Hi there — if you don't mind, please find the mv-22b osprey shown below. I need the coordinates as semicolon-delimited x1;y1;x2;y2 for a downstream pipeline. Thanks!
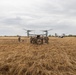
24;29;52;45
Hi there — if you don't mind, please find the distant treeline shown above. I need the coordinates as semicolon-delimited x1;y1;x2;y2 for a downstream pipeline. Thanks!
66;35;76;37
49;34;76;37
0;34;76;37
0;35;26;37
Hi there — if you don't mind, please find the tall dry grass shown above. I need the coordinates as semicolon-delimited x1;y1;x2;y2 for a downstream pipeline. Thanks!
0;37;76;75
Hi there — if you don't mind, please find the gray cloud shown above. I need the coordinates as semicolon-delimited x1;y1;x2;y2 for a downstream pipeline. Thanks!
0;0;76;35
1;17;22;25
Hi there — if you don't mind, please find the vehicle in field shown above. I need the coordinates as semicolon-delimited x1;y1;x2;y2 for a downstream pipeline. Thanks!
30;35;49;45
24;29;52;45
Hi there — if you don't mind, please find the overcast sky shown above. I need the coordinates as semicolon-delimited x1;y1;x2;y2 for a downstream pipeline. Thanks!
0;0;76;36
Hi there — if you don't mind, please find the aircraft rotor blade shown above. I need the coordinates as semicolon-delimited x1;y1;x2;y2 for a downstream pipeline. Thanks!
48;29;53;31
41;29;53;31
23;29;34;32
23;29;27;31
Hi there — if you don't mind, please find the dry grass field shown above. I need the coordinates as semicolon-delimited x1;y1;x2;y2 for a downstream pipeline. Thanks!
0;37;76;75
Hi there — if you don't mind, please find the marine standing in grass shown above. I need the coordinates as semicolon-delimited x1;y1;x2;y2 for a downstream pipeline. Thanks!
18;36;21;42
